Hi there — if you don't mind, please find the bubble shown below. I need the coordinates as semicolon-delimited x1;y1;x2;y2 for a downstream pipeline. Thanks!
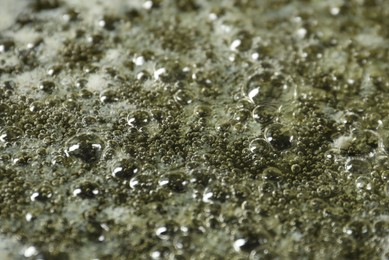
47;65;62;76
100;90;119;103
343;220;371;239
65;133;104;164
0;103;9;115
259;181;276;195
381;170;389;182
189;169;214;187
308;198;327;210
355;176;372;191
194;104;211;117
130;174;156;190
158;172;189;193
345;159;370;175
73;182;100;198
264;123;293;150
233;109;250;123
39;80;56;93
155;221;179;240
232;30;253;52
173;89;194;105
373;220;389;237
75;78;88;88
291;164;301;174
127;110;151;127
252;104;276;125
136;70;151;81
0;126;23;143
316;185;332;198
153;67;166;80
86;34;103;45
112;159;139;179
233;230;269;252
242;72;282;104
262;167;283;182
202;184;230;203
0;39;15;53
98;15;117;30
30;185;53;202
248;138;272;155
24;246;38;258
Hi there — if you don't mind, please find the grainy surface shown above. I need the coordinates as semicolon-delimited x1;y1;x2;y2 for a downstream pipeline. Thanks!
0;0;388;259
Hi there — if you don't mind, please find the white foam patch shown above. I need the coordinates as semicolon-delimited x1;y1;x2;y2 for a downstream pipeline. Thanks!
9;28;40;47
0;234;22;260
87;74;109;92
14;69;46;94
63;0;141;24
101;48;125;66
102;206;143;224
0;0;28;31
38;35;66;63
356;33;385;48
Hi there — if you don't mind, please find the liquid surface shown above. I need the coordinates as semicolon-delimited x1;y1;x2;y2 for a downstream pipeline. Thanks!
0;0;388;259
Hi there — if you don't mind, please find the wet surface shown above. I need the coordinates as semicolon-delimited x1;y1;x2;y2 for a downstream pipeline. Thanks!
0;0;388;259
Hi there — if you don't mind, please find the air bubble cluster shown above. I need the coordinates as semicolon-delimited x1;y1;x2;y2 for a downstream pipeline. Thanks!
0;0;388;259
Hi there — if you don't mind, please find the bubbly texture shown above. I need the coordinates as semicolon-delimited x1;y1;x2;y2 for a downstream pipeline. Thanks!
0;0;388;259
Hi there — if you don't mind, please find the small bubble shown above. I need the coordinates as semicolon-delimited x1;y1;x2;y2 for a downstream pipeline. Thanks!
249;138;272;154
47;65;62;76
130;174;156;190
343;220;371;239
155;222;179;240
62;8;79;22
112;159;139;179
194;104;211;117
373;220;389;237
158;172;189;193
242;72;283;104
252;104;276;125
154;67;166;80
173;89;194;105
136;70;151;81
264;123;293;150
233;231;269;252
330;7;340;15
30;186;53;202
230;39;241;51
233;109;250;123
143;1;153;9
355;176;372;191
296;28;307;38
0;39;15;53
262;167;283;182
345;159;370;175
100;89;119;103
65;133;104;164
0;126;23;143
316;185;332;198
127;110;151;127
73;182;100;198
24;246;38;258
39;80;56;93
291;164;301;174
98;15;117;30
25;213;33;222
75;78;88;88
202;184;231;203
